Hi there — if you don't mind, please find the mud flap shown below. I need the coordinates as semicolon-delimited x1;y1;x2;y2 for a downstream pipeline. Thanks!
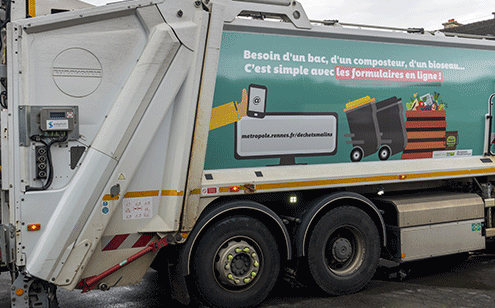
168;246;191;305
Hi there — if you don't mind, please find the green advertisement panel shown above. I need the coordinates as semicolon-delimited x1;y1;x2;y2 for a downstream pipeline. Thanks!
205;31;495;170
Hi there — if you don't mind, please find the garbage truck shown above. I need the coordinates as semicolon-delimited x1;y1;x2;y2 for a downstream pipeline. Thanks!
2;0;495;307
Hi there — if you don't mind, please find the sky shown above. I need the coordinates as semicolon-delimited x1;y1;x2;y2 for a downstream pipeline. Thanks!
81;0;494;31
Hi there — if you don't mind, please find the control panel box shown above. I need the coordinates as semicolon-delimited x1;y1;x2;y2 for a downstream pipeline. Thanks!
39;108;76;132
18;106;79;146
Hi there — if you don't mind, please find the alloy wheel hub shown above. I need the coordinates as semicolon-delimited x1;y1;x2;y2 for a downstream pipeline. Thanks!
215;240;260;287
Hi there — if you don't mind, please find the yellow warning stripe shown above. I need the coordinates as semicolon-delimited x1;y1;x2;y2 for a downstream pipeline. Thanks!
105;167;495;199
102;194;119;201
257;168;495;190
257;175;396;190
103;190;184;200
161;190;184;196
193;167;495;194
189;186;251;195
403;168;495;180
124;190;159;198
219;187;231;193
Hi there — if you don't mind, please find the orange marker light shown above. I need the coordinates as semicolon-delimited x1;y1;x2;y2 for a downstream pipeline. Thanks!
230;186;241;192
27;224;41;231
401;253;406;259
399;174;407;180
16;289;24;296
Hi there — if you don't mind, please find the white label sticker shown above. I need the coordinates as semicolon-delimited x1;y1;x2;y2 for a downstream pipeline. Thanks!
123;197;153;220
433;149;473;158
46;119;69;130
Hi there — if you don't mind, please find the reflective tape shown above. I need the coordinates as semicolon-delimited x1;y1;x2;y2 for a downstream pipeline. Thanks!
102;233;154;251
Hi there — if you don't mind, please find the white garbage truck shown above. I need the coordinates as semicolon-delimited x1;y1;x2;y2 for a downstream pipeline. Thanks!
2;0;495;307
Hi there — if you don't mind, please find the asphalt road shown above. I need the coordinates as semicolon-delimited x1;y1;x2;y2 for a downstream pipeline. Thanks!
2;253;495;308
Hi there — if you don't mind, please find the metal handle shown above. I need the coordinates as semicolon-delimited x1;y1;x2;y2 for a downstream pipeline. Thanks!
486;94;495;155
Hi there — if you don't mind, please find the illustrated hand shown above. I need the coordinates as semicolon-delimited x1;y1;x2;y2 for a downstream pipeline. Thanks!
238;88;248;118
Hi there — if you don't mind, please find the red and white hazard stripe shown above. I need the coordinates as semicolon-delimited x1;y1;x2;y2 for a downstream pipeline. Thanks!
101;233;155;251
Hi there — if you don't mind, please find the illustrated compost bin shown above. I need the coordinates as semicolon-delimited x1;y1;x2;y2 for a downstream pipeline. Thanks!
345;96;407;162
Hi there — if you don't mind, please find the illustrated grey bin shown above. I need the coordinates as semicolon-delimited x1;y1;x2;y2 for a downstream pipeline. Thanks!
345;96;407;162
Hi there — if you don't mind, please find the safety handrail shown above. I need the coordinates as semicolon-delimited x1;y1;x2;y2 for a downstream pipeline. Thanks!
485;94;495;155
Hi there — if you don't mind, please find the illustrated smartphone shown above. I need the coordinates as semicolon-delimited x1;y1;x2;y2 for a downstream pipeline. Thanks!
247;84;267;118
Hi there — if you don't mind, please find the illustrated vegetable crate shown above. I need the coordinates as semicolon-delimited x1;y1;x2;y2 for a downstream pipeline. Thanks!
345;96;407;162
401;110;451;159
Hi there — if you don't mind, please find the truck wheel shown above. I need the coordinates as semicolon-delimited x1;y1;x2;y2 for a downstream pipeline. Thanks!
378;146;391;161
307;206;380;295
191;216;280;308
350;148;363;162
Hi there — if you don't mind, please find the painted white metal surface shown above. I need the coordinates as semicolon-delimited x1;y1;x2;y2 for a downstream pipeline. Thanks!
222;0;311;29
36;0;95;16
90;24;180;160
199;156;495;195
1;110;9;191
183;0;230;229
26;148;117;279
49;5;210;289
7;0;194;283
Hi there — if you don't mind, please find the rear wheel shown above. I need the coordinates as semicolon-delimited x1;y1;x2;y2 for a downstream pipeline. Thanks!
191;216;280;308
307;206;380;295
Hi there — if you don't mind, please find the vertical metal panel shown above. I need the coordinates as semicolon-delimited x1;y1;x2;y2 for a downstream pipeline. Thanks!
400;219;485;262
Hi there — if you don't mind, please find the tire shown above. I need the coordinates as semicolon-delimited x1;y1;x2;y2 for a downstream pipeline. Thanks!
350;148;363;162
191;216;280;308
378;146;390;161
307;206;380;295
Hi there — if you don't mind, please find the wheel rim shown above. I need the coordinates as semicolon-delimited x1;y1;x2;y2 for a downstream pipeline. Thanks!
324;226;365;276
351;149;362;162
379;147;390;160
214;238;262;291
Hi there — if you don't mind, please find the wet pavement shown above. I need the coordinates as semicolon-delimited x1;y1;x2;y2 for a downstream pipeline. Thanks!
1;253;495;308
